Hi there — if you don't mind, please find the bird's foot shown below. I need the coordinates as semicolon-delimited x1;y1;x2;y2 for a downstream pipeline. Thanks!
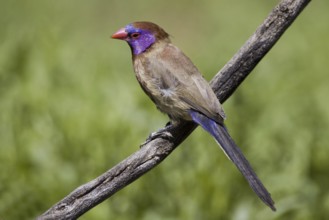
140;123;175;148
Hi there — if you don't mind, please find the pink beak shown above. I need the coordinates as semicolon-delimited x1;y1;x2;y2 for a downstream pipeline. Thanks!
111;28;128;40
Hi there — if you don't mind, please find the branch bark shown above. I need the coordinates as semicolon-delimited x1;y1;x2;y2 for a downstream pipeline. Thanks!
38;0;311;219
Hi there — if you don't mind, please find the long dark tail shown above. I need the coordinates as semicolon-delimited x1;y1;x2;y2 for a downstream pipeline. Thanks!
189;110;276;211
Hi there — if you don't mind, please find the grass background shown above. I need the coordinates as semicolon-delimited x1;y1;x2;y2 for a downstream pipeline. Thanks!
1;0;329;219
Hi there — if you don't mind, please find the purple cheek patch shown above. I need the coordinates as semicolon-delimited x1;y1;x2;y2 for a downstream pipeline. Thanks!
125;25;156;55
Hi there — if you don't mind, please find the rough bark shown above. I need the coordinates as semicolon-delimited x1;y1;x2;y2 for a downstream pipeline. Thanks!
38;0;311;219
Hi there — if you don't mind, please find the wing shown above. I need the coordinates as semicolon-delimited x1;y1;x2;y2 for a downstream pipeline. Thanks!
155;43;226;122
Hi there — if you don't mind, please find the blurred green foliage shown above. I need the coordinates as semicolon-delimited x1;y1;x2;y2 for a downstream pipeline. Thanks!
1;0;328;219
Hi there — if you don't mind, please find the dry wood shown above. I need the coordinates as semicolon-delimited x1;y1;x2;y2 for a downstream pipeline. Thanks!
38;0;311;219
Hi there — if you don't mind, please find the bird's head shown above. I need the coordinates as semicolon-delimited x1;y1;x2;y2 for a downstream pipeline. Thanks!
111;21;170;55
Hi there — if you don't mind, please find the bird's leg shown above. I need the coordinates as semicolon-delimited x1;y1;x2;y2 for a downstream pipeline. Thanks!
140;122;175;147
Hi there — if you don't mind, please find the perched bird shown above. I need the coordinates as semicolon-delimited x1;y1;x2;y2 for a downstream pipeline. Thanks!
112;21;275;211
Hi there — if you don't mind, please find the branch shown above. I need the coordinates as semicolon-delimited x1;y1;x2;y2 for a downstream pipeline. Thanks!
38;0;311;219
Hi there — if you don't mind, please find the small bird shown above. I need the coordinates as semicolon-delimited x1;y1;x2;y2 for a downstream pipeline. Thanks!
112;21;275;211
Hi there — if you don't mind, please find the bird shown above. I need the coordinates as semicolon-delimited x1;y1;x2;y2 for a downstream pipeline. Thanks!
111;21;276;211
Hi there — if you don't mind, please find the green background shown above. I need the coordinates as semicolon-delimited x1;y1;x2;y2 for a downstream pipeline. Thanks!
1;0;328;219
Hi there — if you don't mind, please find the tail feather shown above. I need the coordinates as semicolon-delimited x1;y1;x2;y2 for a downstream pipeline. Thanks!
189;110;276;211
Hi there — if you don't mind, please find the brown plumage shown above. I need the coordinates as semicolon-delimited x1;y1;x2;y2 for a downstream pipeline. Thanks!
112;21;276;211
133;41;226;123
133;22;170;41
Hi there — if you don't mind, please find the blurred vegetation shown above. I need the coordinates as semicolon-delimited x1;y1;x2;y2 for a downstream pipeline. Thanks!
1;0;328;219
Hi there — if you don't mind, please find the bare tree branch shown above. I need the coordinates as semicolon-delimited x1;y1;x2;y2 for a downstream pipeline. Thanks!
38;0;311;219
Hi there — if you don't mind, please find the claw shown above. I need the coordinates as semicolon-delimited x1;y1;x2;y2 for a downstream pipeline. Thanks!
140;127;174;148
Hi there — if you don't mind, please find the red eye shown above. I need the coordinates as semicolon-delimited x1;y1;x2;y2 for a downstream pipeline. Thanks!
131;33;140;39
